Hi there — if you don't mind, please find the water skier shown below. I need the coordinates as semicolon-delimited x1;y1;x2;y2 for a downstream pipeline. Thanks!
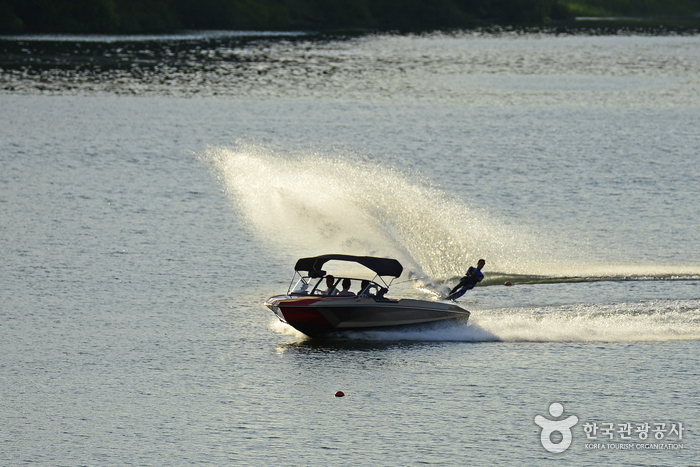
447;259;485;300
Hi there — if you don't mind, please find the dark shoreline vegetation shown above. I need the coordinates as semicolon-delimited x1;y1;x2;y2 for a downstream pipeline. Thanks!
1;0;699;35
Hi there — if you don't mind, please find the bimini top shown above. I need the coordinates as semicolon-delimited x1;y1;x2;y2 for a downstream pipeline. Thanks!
294;254;403;278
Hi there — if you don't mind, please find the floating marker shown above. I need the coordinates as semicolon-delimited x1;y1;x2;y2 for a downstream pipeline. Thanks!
504;281;513;286
334;391;345;397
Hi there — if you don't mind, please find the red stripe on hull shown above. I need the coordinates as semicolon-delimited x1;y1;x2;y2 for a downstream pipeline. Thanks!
279;306;330;325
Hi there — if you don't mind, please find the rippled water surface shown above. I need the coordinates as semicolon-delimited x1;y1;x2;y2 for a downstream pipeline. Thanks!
1;31;699;465
4;31;700;106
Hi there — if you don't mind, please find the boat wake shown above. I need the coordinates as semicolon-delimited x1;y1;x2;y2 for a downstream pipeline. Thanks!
272;299;700;343
470;300;700;343
480;270;700;287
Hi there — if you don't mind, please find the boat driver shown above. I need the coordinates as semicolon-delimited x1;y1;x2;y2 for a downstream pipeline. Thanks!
323;275;339;296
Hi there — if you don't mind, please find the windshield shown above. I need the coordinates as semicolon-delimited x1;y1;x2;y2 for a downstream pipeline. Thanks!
289;275;385;297
291;276;321;295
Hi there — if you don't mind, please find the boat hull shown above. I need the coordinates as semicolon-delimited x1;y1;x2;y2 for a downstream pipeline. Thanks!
265;295;470;337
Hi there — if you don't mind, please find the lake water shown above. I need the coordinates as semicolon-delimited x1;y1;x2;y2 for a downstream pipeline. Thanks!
1;31;699;465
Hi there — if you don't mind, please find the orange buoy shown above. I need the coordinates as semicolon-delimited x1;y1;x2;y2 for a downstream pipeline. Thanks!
335;391;345;397
504;281;513;286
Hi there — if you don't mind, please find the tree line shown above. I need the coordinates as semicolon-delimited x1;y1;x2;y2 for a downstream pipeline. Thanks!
1;0;698;34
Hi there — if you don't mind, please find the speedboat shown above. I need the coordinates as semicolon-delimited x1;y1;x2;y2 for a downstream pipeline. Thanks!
265;254;470;337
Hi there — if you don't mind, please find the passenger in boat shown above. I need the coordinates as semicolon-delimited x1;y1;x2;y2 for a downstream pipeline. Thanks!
337;278;355;296
447;259;486;300
323;275;339;296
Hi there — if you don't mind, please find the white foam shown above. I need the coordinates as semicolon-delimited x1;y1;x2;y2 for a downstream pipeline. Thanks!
269;319;307;338
471;302;700;342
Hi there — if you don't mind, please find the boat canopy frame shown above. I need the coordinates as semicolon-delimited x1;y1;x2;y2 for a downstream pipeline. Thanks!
288;254;404;293
294;255;403;277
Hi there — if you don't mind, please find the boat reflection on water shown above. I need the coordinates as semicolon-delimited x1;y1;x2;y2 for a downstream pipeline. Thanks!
265;254;470;338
